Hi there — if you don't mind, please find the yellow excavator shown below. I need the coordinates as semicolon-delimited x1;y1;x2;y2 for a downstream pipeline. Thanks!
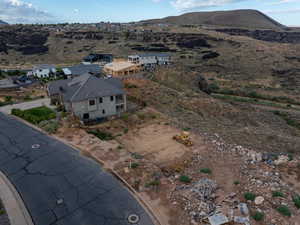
173;131;193;147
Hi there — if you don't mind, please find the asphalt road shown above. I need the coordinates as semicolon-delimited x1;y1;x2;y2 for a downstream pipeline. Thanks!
0;113;155;225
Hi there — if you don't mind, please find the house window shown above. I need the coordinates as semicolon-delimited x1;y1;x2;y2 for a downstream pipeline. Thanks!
99;97;103;103
83;113;89;119
89;100;96;106
102;109;106;114
110;96;114;101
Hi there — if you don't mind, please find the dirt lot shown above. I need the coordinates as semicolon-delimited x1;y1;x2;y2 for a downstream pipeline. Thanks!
120;123;188;164
53;106;300;225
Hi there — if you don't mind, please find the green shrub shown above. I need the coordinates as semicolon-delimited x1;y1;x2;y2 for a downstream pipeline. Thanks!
11;108;24;117
277;205;291;217
4;96;12;102
12;107;56;124
123;128;129;134
233;180;240;185
200;168;212;174
125;83;138;88
208;83;220;91
130;162;139;169
131;153;143;159
87;130;114;141
244;192;256;201
145;180;160;187
0;209;5;215
293;196;300;209
39;120;59;134
252;211;264;221
272;191;285;198
121;113;130;121
179;175;192;183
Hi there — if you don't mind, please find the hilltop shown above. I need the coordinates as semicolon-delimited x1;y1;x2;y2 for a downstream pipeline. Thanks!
141;9;286;30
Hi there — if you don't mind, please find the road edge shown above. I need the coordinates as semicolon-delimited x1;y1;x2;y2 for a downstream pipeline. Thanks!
10;115;163;225
0;171;34;225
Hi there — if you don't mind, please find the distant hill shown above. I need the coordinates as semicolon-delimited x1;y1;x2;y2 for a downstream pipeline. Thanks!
141;9;286;30
0;20;8;25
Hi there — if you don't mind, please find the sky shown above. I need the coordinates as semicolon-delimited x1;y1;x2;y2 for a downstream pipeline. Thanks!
0;0;300;26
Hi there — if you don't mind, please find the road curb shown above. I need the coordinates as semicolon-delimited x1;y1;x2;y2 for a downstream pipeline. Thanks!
0;171;34;225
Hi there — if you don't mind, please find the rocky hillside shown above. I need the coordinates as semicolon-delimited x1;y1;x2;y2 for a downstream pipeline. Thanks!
142;9;285;30
215;28;300;44
0;25;49;55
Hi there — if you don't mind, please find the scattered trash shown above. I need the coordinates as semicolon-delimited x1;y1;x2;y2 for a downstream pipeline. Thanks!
208;213;229;225
238;203;249;215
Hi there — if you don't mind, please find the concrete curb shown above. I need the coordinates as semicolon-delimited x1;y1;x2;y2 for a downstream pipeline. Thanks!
10;115;163;225
0;171;34;225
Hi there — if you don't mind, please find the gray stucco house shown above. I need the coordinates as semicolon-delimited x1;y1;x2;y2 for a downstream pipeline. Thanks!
48;74;126;121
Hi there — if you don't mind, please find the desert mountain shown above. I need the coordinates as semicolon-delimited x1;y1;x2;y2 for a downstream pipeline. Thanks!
141;9;285;30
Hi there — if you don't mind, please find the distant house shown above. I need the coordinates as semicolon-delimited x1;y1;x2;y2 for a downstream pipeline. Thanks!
48;73;126;121
32;64;57;78
104;61;141;76
83;53;113;64
62;64;102;78
128;53;171;67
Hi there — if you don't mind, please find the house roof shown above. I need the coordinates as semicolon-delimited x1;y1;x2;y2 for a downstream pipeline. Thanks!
48;74;124;102
64;64;102;76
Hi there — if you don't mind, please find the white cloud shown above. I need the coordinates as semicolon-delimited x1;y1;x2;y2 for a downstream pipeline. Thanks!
0;0;58;24
74;8;79;13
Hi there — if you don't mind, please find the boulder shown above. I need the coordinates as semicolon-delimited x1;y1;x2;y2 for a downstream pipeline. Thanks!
274;155;289;165
255;196;265;205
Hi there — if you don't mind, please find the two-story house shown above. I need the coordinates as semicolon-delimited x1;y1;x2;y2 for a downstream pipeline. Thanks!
48;74;126;121
128;53;171;67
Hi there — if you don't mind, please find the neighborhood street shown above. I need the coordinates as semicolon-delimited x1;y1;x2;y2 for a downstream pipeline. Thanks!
0;113;155;225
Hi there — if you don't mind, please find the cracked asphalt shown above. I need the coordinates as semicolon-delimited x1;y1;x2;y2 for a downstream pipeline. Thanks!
0;113;155;225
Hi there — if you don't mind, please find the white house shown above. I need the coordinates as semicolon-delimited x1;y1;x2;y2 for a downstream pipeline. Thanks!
128;53;171;67
32;64;57;78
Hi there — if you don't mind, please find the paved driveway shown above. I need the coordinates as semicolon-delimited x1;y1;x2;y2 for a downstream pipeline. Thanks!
0;98;53;114
0;113;155;225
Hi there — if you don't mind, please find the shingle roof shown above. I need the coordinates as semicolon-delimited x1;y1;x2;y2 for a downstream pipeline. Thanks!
48;74;124;103
64;64;102;76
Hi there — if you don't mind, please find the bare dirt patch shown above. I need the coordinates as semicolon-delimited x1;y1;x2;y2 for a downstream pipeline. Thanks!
120;123;188;164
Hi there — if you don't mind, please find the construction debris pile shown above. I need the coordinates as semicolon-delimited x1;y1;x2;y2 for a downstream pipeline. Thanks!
172;179;218;222
167;133;300;225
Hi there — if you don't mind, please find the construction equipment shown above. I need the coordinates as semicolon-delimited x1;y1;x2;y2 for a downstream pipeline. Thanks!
173;131;193;147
